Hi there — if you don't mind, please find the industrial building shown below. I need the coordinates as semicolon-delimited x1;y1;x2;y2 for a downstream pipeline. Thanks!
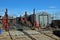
35;11;52;27
28;9;52;28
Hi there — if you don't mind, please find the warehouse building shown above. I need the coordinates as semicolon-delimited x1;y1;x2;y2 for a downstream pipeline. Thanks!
36;11;52;27
29;10;53;28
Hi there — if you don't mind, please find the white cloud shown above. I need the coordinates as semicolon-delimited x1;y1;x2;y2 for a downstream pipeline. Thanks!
49;6;56;9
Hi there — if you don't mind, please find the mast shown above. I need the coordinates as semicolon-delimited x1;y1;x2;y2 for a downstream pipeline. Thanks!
5;8;8;18
33;8;36;23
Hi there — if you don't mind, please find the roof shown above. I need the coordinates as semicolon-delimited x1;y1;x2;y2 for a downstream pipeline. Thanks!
36;11;51;16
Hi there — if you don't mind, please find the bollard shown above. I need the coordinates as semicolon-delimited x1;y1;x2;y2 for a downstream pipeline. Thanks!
0;29;2;34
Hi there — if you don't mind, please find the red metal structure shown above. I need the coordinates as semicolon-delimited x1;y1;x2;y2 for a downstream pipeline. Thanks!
2;9;9;31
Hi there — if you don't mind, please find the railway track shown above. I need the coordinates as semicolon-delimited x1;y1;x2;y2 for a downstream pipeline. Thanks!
8;31;13;40
8;30;33;40
1;23;59;40
43;33;60;40
0;23;59;40
38;30;60;40
0;29;60;40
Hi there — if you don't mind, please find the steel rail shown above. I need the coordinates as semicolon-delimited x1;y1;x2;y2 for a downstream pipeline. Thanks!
8;31;13;40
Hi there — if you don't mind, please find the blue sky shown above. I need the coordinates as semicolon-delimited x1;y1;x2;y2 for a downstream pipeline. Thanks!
0;0;60;16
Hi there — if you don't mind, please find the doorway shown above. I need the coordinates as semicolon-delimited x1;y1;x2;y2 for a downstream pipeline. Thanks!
39;15;48;27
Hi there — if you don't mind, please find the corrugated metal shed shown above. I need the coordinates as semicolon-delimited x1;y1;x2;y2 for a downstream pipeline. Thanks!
35;11;52;27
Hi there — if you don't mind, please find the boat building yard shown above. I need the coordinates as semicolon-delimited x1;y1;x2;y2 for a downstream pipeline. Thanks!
0;8;60;40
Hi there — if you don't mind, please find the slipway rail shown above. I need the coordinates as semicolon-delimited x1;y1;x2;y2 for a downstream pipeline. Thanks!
6;23;60;40
38;31;60;40
0;29;59;40
8;31;13;40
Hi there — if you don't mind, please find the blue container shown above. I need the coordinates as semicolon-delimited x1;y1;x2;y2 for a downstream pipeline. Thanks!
0;29;2;34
